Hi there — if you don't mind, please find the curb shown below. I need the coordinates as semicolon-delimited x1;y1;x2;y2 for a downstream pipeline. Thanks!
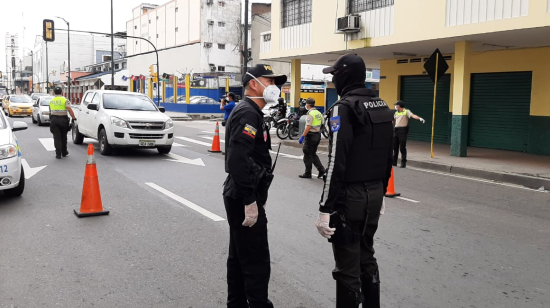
281;140;549;190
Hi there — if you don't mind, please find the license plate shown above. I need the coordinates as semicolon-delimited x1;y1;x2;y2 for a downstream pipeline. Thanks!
139;140;155;147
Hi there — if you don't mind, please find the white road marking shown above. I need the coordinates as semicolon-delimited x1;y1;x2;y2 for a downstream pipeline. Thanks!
164;153;205;166
202;130;225;134
396;196;420;203
38;138;56;151
408;167;548;193
21;159;47;179
201;136;225;143
172;143;186;147
175;136;212;147
200;137;303;159
146;183;225;221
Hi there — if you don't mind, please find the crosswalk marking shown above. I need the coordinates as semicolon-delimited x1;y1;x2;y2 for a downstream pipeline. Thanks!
175;136;212;147
146;183;225;222
38;138;56;151
172;143;186;147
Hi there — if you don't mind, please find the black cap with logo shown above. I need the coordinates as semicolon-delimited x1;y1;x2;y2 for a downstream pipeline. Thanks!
322;54;366;74
243;64;287;87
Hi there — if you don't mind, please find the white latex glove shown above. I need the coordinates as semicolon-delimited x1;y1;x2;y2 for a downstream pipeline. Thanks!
419;118;425;124
316;213;336;239
242;202;258;227
380;198;386;215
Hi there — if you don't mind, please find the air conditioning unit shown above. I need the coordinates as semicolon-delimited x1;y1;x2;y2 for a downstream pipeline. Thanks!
206;0;213;5
207;19;214;26
337;15;360;33
204;42;212;48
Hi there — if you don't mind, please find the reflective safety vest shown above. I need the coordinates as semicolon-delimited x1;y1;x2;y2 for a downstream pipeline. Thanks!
395;109;408;117
307;109;323;128
49;96;68;115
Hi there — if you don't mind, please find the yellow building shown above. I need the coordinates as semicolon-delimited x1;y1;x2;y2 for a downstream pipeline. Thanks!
260;0;550;156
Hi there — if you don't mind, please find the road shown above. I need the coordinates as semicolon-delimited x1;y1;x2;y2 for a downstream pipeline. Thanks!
1;117;549;308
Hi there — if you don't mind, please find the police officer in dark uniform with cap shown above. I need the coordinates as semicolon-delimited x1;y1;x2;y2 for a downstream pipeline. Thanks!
223;64;287;308
315;54;394;308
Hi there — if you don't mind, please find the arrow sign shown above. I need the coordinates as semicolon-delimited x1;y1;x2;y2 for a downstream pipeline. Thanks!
164;153;205;166
21;159;47;179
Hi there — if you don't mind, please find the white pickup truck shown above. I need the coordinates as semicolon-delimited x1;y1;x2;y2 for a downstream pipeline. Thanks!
71;90;174;155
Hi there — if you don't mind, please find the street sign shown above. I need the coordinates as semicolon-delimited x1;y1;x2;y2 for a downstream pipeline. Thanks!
423;49;449;83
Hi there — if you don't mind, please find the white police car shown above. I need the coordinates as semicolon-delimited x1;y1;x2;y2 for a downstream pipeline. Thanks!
0;110;27;196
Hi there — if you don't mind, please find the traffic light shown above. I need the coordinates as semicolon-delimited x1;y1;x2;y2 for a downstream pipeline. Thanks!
43;19;55;42
148;65;155;76
152;73;158;83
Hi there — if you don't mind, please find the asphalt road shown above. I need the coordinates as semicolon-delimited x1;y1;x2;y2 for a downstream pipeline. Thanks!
1;117;548;308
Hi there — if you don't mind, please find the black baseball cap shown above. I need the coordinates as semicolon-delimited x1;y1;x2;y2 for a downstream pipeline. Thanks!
322;54;366;74
243;64;287;87
395;100;405;107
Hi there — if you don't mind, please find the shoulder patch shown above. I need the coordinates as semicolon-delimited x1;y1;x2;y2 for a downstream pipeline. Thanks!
330;116;341;132
243;124;257;139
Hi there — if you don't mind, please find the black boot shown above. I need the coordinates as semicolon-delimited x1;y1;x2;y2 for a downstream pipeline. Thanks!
336;281;361;308
361;270;380;308
298;173;312;179
317;170;326;179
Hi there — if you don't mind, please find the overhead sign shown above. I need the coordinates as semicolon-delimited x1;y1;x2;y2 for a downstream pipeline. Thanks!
423;48;449;83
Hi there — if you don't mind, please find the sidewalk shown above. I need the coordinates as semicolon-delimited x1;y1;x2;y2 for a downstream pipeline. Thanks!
165;111;223;122
282;139;550;190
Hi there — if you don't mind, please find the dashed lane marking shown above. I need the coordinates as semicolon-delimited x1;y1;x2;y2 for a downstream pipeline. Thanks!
396;196;420;203
146;183;225;222
172;143;187;147
175;136;212;147
38;138;56;151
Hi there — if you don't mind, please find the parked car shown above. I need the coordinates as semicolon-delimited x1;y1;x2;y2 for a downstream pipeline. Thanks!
164;96;186;103
188;96;219;104
3;95;33;117
32;96;54;126
71;90;175;155
0;110;28;197
30;93;50;104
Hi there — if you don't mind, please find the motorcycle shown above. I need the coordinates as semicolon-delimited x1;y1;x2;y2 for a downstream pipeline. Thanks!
275;113;296;140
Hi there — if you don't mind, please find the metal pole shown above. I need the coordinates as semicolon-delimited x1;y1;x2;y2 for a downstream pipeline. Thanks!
156;52;160;106
68;21;71;100
46;41;49;94
430;53;439;159
111;0;115;88
243;0;249;84
30;51;33;92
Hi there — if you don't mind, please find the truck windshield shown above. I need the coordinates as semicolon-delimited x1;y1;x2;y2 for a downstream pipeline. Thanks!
103;94;158;111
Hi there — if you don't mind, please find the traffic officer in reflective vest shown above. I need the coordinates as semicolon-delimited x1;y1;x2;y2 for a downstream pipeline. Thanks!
316;54;394;308
393;100;425;168
298;97;326;179
222;64;286;308
49;86;76;159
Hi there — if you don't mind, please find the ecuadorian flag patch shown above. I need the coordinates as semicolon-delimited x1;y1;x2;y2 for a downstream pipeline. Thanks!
243;124;257;139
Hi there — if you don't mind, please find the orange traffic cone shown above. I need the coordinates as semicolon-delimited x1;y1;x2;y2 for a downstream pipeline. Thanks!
208;122;222;153
74;144;110;217
385;168;401;198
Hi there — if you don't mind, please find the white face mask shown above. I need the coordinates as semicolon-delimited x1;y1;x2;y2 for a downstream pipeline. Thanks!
246;73;281;104
395;105;399;111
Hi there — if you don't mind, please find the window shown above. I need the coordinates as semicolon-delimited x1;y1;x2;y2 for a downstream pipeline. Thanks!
348;0;394;14
83;92;93;106
156;16;159;20
115;64;120;70
218;1;225;7
218;44;226;50
103;55;112;62
149;19;151;24
218;66;225;72
175;27;179;32
157;34;159;38
218;21;225;27
175;7;179;13
134;25;137;29
282;0;312;28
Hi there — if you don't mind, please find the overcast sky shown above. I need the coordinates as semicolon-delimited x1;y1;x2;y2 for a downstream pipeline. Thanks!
1;0;270;72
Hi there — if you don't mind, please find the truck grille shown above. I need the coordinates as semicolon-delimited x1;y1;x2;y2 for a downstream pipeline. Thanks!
129;121;165;130
129;134;165;140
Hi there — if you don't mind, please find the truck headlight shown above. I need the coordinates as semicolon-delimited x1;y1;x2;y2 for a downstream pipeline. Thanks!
164;119;174;129
0;144;17;160
111;116;130;129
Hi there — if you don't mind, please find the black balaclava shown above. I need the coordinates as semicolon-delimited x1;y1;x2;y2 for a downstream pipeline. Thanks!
332;65;366;97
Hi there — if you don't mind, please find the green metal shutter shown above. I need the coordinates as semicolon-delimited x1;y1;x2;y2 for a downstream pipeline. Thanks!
399;75;452;144
468;72;531;152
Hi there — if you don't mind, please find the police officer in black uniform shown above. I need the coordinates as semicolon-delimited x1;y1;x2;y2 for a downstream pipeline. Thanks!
316;54;394;308
223;64;287;308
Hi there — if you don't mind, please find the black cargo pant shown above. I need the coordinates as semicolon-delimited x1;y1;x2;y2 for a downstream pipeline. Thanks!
224;196;274;308
302;132;325;174
50;115;69;157
332;181;384;292
393;127;408;166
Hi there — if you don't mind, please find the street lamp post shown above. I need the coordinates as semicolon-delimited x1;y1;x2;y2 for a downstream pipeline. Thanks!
111;0;115;88
13;57;23;94
46;41;49;93
56;16;71;100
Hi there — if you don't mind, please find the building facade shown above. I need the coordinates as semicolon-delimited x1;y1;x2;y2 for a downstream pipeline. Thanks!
261;0;550;156
126;0;242;80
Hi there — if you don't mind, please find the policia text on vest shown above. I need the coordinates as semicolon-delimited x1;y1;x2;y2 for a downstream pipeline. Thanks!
49;88;77;159
298;99;326;179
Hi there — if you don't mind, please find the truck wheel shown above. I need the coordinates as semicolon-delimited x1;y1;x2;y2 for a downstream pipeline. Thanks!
99;129;113;155
72;124;84;145
157;145;172;154
4;167;25;197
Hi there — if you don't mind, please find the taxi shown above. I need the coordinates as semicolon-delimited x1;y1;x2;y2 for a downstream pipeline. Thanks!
0;110;27;196
3;95;34;117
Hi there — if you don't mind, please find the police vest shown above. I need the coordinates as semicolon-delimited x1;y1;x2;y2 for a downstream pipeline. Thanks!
307;109;323;127
395;109;408;116
330;93;394;183
49;96;68;115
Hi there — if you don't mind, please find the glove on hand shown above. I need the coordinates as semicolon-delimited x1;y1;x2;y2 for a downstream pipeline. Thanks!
242;202;258;227
316;213;336;239
299;136;305;144
419;118;426;124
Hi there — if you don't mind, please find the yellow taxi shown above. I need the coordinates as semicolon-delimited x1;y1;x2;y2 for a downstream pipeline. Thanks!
3;95;34;117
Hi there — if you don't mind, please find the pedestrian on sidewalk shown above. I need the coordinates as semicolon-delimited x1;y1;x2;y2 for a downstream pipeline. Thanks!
49;86;76;159
393;100;425;168
317;54;394;308
222;64;286;308
220;92;237;127
298;97;326;179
